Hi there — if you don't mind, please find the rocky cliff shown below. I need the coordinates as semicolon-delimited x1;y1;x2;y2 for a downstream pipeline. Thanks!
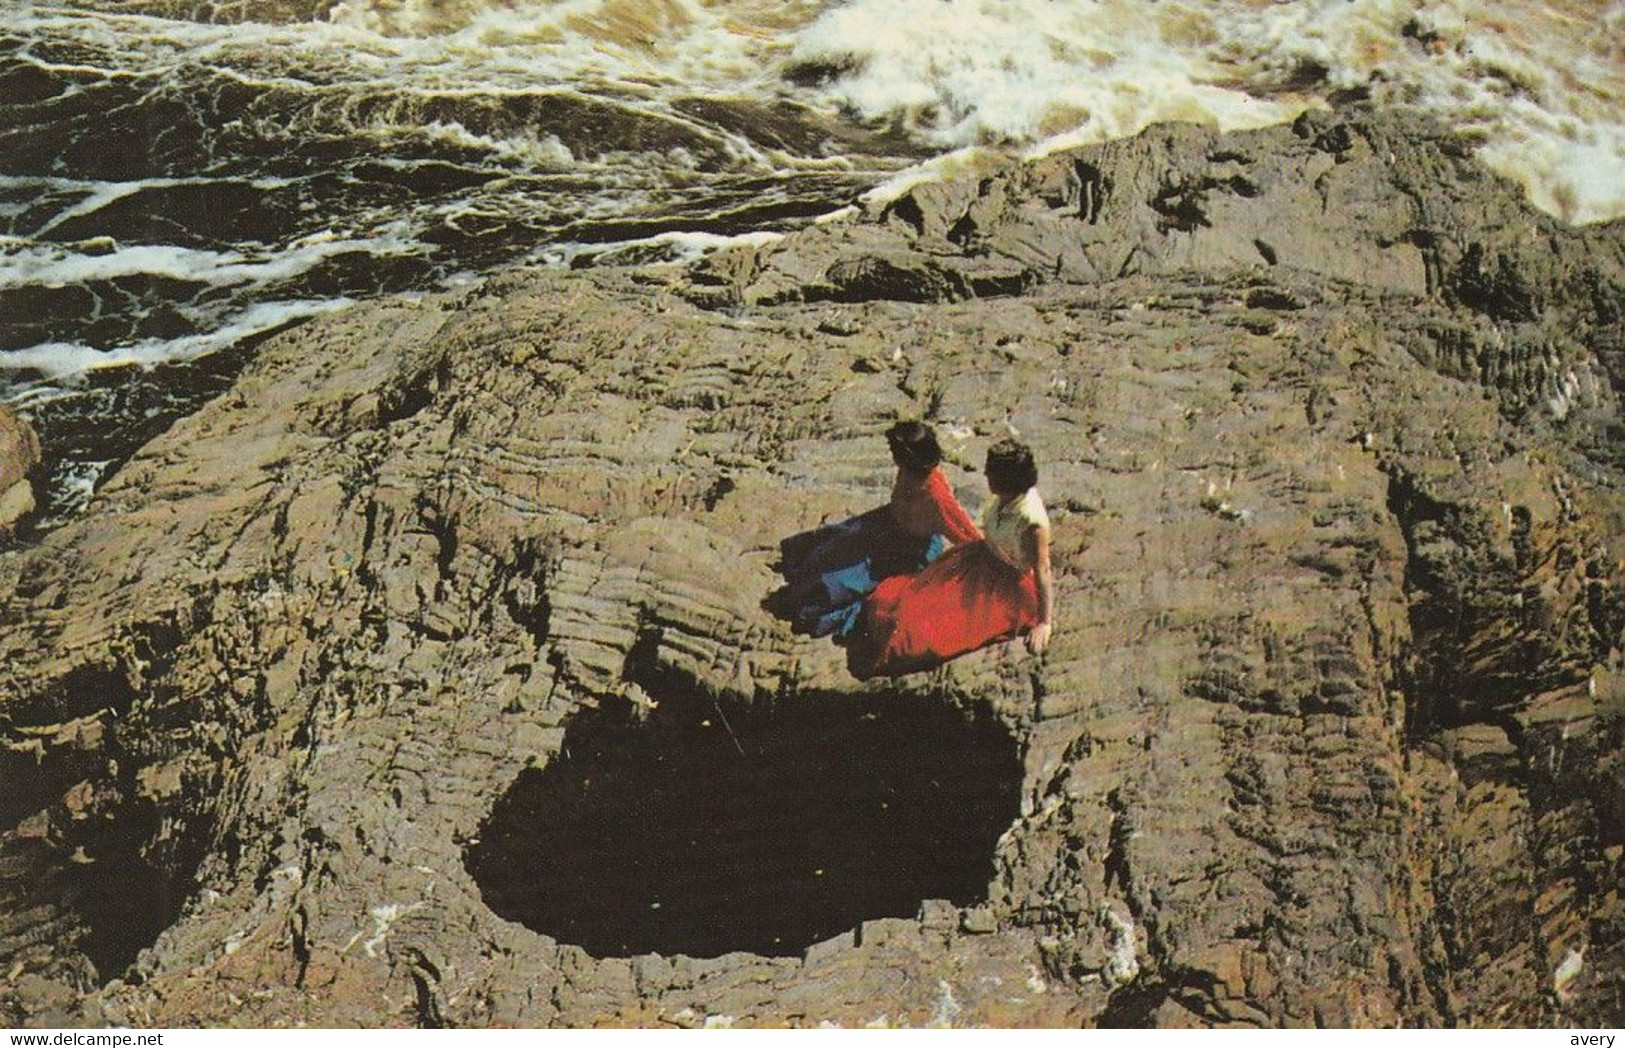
0;407;39;537
1;108;1621;1028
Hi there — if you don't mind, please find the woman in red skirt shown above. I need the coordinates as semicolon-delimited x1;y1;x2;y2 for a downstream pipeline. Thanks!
851;439;1054;679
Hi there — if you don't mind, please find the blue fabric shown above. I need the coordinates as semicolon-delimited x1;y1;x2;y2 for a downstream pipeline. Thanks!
794;529;952;639
820;559;878;605
777;507;959;640
819;601;865;639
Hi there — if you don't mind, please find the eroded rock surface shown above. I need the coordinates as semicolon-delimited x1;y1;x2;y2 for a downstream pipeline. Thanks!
1;109;1621;1027
0;406;39;536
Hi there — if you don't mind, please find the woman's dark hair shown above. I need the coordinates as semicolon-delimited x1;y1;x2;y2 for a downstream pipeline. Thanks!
985;439;1038;494
886;420;943;473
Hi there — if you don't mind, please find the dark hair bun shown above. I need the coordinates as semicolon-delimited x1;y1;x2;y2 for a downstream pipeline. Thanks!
985;439;1038;493
886;420;943;472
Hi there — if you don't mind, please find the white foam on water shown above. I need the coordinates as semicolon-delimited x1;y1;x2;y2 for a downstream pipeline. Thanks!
786;0;1625;225
325;0;821;94
11;0;1625;228
532;226;785;267
11;0;788;107
0;174;292;239
0;226;426;291
789;0;1310;147
1477;117;1625;226
859;146;1005;207
38;457;114;525
11;3;860;196
1203;0;1625;225
413;122;577;167
20;180;160;239
0;299;354;381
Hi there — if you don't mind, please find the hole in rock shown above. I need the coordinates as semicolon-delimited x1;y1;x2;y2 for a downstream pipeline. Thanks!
26;797;200;984
66;844;194;983
3;659;213;986
466;673;1023;959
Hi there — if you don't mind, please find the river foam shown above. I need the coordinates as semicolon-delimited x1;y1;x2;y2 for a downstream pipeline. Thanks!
0;299;354;382
787;0;1625;225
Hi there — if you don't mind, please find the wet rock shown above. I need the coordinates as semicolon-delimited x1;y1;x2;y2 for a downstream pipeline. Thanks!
0;109;1622;1028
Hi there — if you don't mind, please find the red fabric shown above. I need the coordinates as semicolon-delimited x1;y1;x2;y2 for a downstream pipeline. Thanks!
856;540;1039;678
888;467;982;545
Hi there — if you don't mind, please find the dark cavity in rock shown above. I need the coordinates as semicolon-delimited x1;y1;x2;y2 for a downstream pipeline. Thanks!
465;670;1022;959
61;804;197;984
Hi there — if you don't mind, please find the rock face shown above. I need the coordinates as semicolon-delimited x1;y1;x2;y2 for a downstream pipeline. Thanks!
1;108;1621;1028
0;405;39;536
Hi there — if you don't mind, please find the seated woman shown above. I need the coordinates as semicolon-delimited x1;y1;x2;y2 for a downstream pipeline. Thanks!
850;438;1054;679
774;420;981;638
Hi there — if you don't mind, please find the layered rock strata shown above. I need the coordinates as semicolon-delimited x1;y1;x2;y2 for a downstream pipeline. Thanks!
1;109;1621;1027
0;406;39;537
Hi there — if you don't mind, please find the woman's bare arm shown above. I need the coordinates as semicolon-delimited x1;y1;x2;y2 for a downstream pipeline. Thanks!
1026;523;1053;654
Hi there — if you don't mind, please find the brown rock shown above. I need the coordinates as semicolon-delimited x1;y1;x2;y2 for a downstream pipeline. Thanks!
0;405;39;534
0;109;1621;1028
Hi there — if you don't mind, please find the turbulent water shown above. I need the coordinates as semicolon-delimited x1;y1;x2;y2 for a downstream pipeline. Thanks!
3;0;1623;522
